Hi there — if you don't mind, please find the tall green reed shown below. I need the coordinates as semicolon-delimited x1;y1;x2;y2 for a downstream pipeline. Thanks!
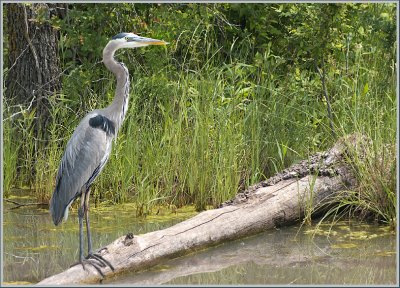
312;42;397;226
2;115;19;197
3;22;395;223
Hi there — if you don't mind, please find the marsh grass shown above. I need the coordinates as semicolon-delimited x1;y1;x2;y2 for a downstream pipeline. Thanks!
3;28;396;223
2;114;19;198
308;44;397;228
317;136;397;228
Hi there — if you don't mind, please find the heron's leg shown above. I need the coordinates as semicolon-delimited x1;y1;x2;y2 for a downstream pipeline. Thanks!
83;187;115;272
78;192;85;264
84;187;92;254
71;191;107;277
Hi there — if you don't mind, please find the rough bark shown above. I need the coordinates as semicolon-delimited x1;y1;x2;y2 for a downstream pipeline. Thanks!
5;3;66;139
36;134;364;285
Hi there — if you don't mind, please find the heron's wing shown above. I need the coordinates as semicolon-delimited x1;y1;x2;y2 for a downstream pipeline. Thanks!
50;112;113;225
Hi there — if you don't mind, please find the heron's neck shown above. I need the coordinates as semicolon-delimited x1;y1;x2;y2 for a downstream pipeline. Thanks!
102;44;130;134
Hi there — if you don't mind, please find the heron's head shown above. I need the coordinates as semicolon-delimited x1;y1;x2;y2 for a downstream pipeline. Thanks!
110;32;168;49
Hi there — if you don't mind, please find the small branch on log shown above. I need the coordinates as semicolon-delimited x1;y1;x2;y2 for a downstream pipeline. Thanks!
4;199;48;210
37;134;364;285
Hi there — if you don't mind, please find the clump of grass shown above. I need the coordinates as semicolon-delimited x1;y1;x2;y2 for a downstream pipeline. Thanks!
311;135;396;233
310;41;397;228
352;141;396;225
324;136;397;227
34;96;67;202
2;115;19;197
14;107;37;187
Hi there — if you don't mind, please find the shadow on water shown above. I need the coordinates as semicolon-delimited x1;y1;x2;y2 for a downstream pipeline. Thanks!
3;189;397;285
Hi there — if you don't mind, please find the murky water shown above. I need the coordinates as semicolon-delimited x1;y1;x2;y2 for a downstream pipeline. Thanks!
3;191;397;285
2;190;197;285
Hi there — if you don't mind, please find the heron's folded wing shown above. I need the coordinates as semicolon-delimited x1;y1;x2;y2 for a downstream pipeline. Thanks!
50;113;110;225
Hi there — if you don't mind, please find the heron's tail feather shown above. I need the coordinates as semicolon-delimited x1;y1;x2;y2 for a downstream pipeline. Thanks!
50;190;65;226
50;177;74;226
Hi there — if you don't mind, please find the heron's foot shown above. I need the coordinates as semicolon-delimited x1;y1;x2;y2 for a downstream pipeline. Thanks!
86;252;115;272
69;258;107;278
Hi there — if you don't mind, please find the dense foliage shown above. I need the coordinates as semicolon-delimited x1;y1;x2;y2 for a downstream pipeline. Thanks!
3;3;397;223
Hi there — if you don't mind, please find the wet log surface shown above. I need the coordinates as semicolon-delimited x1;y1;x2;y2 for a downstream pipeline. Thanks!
37;134;364;285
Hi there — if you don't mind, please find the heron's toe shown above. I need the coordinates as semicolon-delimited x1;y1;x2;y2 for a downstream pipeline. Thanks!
86;252;115;271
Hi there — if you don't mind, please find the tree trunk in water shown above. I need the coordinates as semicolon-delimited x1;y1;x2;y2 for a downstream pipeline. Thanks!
36;134;365;285
5;3;66;181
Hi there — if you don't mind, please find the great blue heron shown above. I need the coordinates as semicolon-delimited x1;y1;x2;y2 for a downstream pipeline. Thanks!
49;32;167;274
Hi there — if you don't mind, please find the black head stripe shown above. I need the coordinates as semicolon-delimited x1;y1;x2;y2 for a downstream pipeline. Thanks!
89;115;116;136
112;33;130;40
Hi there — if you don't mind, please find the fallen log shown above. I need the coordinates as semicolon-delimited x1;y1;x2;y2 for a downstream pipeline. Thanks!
37;134;364;285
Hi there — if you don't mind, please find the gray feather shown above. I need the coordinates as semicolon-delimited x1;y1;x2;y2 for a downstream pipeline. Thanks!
50;112;112;225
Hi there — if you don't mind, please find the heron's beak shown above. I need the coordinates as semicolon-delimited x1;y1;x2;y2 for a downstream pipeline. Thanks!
127;35;168;46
